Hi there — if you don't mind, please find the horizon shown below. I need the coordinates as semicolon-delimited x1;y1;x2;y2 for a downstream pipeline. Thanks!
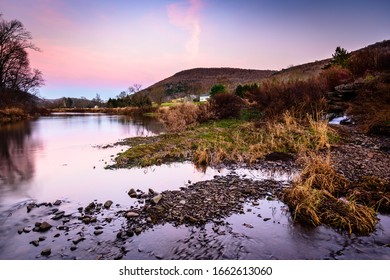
1;0;390;100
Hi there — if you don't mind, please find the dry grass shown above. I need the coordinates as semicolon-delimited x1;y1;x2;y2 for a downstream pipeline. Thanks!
347;176;390;213
158;102;214;132
283;153;378;235
0;107;28;124
115;112;336;170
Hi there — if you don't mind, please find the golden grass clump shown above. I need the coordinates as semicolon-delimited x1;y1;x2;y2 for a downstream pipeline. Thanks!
283;153;378;235
347;176;390;213
158;102;202;132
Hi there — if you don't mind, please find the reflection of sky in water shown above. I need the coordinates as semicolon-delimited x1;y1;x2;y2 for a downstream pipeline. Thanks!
0;114;231;207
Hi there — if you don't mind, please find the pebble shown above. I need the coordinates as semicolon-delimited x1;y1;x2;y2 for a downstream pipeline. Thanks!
39;222;52;232
104;200;113;209
53;200;62;206
30;240;40;247
94;230;103;236
126;212;139;219
41;248;51;256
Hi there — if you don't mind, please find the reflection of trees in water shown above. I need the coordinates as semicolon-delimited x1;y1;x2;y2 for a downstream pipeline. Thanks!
0;121;39;188
117;116;165;136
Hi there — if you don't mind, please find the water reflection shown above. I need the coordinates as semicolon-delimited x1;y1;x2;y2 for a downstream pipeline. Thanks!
0;121;40;188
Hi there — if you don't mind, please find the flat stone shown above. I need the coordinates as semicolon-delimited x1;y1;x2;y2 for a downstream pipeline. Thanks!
23;226;33;233
53;200;62;206
126;212;139;219
72;237;86;245
94;230;103;236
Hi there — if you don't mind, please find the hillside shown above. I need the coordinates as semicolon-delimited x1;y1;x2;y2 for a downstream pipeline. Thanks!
137;40;390;103
138;68;276;102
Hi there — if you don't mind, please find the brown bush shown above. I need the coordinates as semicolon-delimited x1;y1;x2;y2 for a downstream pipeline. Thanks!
209;93;244;119
158;102;214;132
321;65;353;90
248;78;328;120
346;75;390;133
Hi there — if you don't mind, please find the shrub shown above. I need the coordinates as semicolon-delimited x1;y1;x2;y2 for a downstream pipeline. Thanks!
209;93;244;119
209;84;226;97
321;65;353;90
248;78;328;120
158;102;214;132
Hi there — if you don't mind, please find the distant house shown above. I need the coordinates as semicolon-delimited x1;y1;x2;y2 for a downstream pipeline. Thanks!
199;94;210;102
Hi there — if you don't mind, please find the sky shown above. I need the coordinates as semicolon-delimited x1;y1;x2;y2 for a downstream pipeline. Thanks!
1;0;389;100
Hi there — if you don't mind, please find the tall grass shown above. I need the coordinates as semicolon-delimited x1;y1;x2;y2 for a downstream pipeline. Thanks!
116;111;336;169
283;153;378;235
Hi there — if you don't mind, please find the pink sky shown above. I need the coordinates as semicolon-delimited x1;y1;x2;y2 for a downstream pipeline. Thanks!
1;0;389;99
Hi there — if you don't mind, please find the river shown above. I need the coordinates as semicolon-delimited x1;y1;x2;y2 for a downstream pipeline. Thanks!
0;113;389;259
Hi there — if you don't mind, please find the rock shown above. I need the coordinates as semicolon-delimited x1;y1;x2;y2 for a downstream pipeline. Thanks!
94;230;103;236
70;246;77;251
41;248;51;256
126;230;134;237
23;226;33;233
30;240;40;247
72;237;86;245
38;236;46;241
134;227;142;235
252;201;260;206
17;229;23;234
27;203;35;213
148;188;156;195
104;200;113;209
263;218;271;222
126;212;139;219
39;222;52;232
54;233;60;238
128;188;137;198
82;217;91;224
53;200;62;206
146;217;152;223
52;211;65;220
151;194;162;205
105;217;112;223
243;223;254;228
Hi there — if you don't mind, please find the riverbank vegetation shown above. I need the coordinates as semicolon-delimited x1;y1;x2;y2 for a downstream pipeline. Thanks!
113;43;390;235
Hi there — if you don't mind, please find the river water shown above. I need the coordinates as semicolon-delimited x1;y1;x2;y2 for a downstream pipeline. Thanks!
0;113;389;260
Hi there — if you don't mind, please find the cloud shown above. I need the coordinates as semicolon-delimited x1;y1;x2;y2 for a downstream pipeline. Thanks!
167;0;203;59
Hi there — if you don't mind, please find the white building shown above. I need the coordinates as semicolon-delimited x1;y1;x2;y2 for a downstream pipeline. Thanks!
199;95;210;102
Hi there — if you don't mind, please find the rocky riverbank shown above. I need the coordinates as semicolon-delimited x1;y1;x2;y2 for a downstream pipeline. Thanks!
14;174;286;259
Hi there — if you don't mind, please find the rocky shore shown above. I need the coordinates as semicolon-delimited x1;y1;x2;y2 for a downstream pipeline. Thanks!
15;174;285;259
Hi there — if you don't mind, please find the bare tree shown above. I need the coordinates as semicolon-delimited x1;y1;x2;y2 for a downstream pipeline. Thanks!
0;15;44;93
128;83;142;94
